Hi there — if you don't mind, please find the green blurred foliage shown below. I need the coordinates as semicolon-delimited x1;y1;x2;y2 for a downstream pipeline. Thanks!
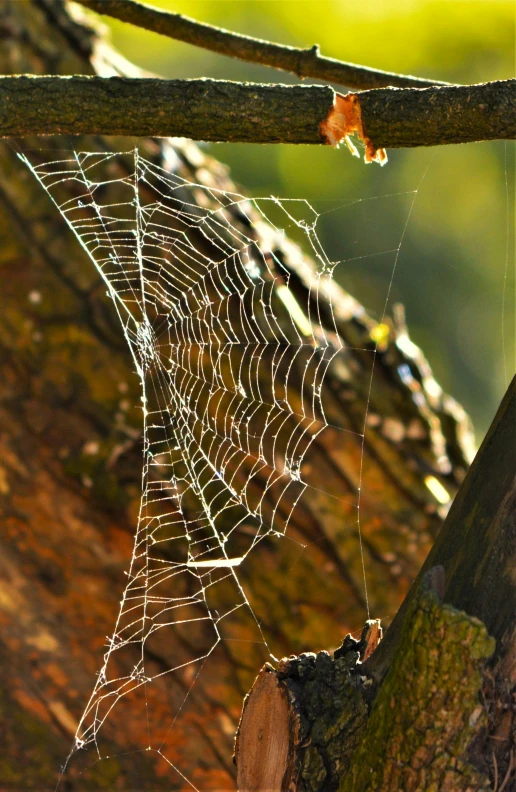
99;0;514;437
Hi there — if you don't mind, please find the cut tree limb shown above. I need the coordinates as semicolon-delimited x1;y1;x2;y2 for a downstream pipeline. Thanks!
235;379;515;791
78;0;449;90
1;75;514;155
234;642;371;792
340;585;495;792
234;587;495;792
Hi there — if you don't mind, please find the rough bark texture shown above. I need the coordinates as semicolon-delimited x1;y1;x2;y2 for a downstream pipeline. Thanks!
366;376;516;788
0;0;487;788
359;80;516;149
78;0;449;90
234;581;497;792
340;586;495;792
1;74;514;150
0;75;334;143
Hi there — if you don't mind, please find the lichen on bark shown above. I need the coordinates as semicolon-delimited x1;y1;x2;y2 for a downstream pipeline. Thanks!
339;586;495;792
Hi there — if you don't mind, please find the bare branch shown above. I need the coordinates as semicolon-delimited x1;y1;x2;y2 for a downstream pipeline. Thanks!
1;76;513;157
78;0;449;91
0;76;334;143
342;79;516;152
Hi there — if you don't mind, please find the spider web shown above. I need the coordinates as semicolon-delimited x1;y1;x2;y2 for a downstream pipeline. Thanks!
21;148;415;787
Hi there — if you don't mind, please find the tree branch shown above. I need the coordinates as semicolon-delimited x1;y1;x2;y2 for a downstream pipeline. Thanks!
358;80;516;149
0;75;335;143
235;379;515;791
340;585;495;792
1;76;514;157
78;0;449;91
366;375;516;681
362;376;516;785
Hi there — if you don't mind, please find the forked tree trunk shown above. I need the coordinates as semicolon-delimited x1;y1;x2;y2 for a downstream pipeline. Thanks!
0;1;512;789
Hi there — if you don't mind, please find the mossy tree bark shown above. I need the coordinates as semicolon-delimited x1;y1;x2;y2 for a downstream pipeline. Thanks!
0;1;511;790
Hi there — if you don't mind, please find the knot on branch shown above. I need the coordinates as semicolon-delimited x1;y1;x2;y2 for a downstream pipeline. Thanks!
295;43;321;80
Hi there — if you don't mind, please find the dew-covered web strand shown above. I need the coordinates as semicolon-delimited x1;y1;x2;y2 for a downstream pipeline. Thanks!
144;350;275;643
355;163;427;618
65;152;168;754
145;334;359;509
133;172;352;511
20;148;415;787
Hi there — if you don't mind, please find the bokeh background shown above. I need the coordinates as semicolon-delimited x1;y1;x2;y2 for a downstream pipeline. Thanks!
99;0;515;439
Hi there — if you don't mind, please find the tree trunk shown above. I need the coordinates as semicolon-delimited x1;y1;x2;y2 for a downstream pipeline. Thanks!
0;1;487;789
235;378;515;791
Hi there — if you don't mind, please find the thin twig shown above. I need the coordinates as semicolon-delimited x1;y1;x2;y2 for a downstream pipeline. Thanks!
78;0;449;91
